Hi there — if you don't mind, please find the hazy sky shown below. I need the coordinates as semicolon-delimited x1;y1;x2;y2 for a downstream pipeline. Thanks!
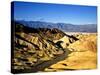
12;1;97;25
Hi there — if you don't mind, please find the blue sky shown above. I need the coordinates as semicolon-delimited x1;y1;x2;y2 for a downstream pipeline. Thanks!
12;1;97;25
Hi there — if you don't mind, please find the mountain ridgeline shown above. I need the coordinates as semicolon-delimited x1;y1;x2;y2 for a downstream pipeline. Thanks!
16;20;97;32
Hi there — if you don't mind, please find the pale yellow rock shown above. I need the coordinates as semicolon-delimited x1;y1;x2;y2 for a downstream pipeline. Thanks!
46;33;97;71
54;36;70;48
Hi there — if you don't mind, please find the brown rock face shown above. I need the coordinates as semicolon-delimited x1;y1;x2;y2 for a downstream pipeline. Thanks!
12;22;70;71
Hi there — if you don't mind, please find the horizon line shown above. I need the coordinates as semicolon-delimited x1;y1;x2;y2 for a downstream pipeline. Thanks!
13;19;97;25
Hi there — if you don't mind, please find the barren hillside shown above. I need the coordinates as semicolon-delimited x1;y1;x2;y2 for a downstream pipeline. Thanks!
12;21;97;73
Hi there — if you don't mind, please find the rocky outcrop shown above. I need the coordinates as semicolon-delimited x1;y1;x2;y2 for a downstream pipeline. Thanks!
12;22;72;71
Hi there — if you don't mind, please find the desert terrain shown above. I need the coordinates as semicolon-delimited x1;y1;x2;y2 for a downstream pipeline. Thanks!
12;21;97;73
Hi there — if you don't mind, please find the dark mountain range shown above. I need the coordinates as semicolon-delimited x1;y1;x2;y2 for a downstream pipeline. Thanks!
15;20;97;32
